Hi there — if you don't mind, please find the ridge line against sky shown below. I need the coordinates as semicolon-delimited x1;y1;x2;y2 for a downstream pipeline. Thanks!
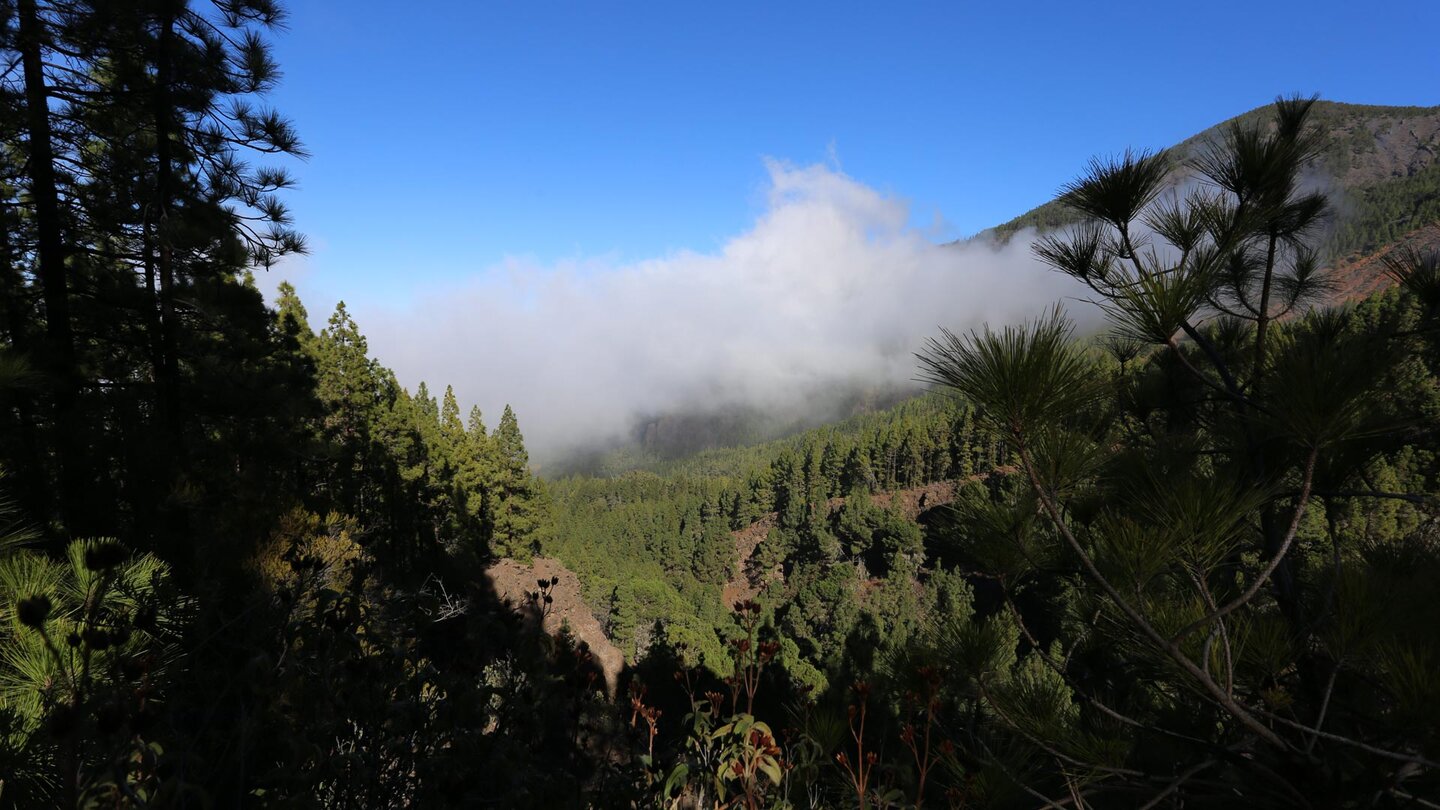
258;0;1440;454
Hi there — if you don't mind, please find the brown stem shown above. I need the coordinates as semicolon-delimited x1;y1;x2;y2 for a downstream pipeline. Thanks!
1304;663;1340;756
1185;566;1234;696
1253;233;1279;384
1137;760;1217;810
1017;443;1287;749
1167;334;1264;413
1258;708;1440;769
979;680;1148;778
1170;448;1318;644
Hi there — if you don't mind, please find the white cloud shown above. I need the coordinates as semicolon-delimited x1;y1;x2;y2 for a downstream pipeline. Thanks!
346;160;1088;460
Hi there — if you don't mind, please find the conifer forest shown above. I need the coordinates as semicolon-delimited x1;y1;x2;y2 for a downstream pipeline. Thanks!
1;1;1439;807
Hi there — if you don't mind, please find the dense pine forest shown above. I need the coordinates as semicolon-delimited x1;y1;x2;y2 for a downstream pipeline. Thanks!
2;1;1440;807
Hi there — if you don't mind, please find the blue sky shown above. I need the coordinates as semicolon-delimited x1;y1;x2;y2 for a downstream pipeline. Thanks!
266;0;1440;309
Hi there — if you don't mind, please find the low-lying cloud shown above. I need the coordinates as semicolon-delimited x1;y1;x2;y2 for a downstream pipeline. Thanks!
347;160;1086;461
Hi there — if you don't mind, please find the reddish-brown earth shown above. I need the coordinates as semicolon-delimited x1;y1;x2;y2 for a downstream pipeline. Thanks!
485;556;626;696
1326;223;1440;304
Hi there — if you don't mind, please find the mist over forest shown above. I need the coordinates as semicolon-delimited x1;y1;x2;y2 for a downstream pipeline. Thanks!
2;1;1440;807
322;161;1089;464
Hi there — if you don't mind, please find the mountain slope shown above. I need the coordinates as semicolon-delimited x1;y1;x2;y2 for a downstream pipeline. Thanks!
980;101;1440;264
520;99;1440;683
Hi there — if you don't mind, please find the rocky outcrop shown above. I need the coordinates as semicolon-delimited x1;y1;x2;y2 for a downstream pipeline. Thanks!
485;556;625;697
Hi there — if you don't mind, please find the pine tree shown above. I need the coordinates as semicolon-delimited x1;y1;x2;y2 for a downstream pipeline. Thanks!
314;304;381;468
0;0;308;557
454;405;494;543
440;385;464;443
491;404;539;559
840;447;877;494
275;281;312;337
920;98;1440;804
8;0;83;535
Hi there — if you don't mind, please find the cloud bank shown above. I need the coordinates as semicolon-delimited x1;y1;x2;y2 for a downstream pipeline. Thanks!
351;160;1087;461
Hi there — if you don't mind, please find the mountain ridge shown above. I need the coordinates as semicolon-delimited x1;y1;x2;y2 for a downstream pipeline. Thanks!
977;99;1440;251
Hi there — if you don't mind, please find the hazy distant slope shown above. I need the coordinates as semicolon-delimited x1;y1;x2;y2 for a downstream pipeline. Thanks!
556;101;1440;481
547;390;960;482
543;382;915;478
981;100;1440;259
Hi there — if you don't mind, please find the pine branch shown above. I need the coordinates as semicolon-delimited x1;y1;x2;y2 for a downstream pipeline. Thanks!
1169;448;1317;644
1136;760;1217;810
1017;443;1288;749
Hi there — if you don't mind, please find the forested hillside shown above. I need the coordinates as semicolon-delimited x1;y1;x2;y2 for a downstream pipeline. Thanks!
544;393;1007;680
1;2;1439;806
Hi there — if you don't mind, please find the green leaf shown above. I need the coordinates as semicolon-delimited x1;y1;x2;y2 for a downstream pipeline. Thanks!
757;759;783;786
663;763;690;797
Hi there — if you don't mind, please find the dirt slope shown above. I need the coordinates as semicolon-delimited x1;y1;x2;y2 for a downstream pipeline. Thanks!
1326;223;1440;304
485;556;625;696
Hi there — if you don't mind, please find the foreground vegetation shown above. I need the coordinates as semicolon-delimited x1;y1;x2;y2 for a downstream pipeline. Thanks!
0;1;1437;805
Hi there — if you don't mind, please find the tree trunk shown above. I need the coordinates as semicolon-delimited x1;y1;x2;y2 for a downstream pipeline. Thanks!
17;0;84;538
0;222;50;523
152;9;180;440
150;8;189;564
